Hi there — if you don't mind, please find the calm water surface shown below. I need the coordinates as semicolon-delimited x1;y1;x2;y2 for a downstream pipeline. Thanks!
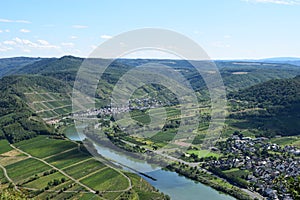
66;128;235;200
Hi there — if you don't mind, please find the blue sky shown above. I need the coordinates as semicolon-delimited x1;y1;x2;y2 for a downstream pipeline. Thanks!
0;0;300;59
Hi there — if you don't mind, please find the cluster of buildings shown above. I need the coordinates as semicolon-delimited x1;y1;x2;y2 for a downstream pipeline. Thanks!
73;98;163;118
203;135;300;200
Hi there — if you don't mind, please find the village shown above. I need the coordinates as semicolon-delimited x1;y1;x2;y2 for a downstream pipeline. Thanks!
202;134;300;200
72;97;164;118
71;98;300;200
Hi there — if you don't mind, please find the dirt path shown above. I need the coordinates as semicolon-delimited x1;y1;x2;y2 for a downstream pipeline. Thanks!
8;142;132;199
10;144;97;195
42;147;78;160
67;139;133;193
242;188;265;200
36;105;71;113
0;163;19;191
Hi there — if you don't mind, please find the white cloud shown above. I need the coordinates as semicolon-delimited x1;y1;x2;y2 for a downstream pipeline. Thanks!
0;42;13;52
0;19;12;23
3;40;17;45
72;25;88;29
212;41;231;48
0;29;10;33
61;42;74;47
6;37;59;50
37;39;50;46
70;36;78;39
20;29;30;33
0;18;31;23
243;0;300;5
224;35;231;39
15;20;31;23
100;35;113;39
23;49;31;53
90;45;97;50
0;48;9;52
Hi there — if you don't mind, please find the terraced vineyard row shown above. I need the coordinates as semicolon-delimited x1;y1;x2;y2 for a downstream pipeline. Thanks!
0;136;166;200
24;92;72;121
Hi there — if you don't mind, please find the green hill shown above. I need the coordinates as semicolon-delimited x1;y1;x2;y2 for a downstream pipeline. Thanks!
0;57;42;78
228;76;300;137
16;56;82;75
1;56;300;142
12;57;300;92
0;75;72;143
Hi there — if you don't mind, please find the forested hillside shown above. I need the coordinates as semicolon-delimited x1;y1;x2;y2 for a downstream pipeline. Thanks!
0;57;42;78
229;76;300;137
0;75;70;143
1;56;300;143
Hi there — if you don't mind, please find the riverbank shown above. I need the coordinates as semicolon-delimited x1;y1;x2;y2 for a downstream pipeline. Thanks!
65;128;236;200
81;130;250;199
165;162;254;200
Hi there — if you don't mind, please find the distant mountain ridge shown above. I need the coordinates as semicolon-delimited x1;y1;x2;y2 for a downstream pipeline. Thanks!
1;56;300;142
226;57;300;66
0;57;43;78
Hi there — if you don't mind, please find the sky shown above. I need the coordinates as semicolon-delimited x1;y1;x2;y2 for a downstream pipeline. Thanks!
0;0;300;59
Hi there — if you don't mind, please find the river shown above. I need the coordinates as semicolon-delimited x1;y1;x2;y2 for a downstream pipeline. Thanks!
65;127;236;200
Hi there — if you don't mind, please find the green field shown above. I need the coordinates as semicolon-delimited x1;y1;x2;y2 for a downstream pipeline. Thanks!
0;168;8;184
31;102;48;111
270;136;300;147
39;110;59;118
223;168;250;177
187;149;221;158
64;159;105;179
81;167;129;191
165;107;181;118
6;158;51;183
25;91;72;119
15;136;77;158
0;140;12;154
130;109;151;125
124;172;166;199
54;106;72;115
223;168;250;187
45;149;91;168
0;134;167;199
24;172;68;189
150;129;177;143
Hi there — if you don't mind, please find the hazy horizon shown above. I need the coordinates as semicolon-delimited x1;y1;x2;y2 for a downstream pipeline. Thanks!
1;0;300;59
